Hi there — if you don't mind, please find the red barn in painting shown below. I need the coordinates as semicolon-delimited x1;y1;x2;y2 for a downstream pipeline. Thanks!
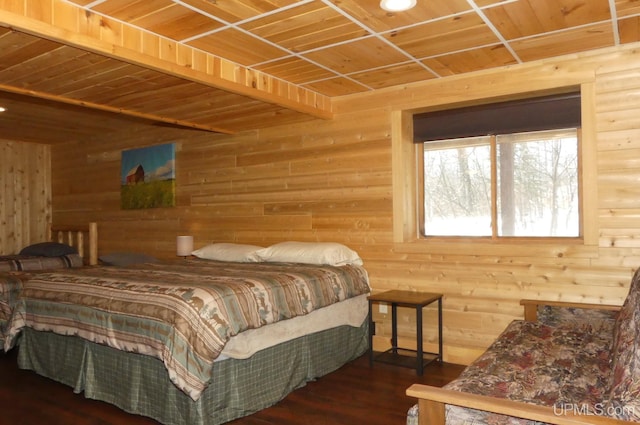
126;164;145;185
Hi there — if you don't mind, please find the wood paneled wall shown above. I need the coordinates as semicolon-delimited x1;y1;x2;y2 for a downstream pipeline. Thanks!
47;42;640;365
0;140;50;254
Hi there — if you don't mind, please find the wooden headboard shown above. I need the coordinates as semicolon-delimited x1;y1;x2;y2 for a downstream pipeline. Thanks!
48;222;98;266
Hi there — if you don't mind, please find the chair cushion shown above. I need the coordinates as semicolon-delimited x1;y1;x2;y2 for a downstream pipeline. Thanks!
443;320;613;425
606;268;640;420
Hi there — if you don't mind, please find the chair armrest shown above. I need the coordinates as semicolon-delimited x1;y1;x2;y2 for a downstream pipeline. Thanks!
406;384;631;425
519;299;621;322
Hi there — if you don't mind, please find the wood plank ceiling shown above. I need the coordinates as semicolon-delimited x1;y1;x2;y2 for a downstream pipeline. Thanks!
0;0;639;143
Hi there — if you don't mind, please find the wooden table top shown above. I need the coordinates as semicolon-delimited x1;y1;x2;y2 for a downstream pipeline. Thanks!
367;290;442;307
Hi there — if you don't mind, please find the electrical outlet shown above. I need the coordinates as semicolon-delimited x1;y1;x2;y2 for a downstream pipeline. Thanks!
379;304;388;314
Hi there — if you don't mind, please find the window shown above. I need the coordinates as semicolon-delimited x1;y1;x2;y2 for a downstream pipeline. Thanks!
414;92;581;239
421;129;579;238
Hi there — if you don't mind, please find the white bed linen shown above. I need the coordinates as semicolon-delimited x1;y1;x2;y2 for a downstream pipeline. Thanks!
218;293;368;360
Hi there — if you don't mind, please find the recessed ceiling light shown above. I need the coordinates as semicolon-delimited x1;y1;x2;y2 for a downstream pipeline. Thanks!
0;107;5;113
380;0;417;12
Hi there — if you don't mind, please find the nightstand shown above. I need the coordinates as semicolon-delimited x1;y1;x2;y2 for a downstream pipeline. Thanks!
368;290;443;375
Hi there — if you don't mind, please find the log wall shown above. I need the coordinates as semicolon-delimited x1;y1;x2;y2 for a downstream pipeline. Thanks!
0;140;50;254
28;41;640;364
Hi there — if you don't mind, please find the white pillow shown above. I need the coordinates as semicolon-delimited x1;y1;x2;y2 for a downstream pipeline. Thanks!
191;243;263;262
254;241;363;266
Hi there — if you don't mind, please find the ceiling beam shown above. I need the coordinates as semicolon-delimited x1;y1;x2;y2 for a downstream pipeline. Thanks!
0;83;233;134
0;0;333;120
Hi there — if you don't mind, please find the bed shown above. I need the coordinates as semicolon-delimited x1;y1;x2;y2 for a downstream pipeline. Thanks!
4;241;371;425
0;222;98;349
0;221;98;272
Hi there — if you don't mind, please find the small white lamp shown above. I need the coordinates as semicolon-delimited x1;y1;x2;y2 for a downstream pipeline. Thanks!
380;0;416;12
176;235;194;258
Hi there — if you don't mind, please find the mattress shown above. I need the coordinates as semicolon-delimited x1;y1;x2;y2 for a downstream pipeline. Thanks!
219;293;368;359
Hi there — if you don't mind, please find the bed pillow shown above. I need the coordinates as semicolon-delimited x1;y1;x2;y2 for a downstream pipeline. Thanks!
254;241;363;266
19;241;78;257
99;252;160;267
191;243;264;262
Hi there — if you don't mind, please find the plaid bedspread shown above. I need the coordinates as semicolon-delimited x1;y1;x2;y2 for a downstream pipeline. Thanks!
4;259;370;400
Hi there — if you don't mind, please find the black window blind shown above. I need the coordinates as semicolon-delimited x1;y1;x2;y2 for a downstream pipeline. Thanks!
413;92;581;142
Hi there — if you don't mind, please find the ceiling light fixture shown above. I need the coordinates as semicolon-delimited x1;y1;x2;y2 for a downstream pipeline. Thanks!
380;0;417;12
0;107;5;113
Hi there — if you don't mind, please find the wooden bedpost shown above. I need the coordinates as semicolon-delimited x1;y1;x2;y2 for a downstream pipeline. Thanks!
88;222;98;265
49;222;99;265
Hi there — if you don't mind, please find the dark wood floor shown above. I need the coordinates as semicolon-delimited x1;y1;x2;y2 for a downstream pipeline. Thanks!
0;348;465;425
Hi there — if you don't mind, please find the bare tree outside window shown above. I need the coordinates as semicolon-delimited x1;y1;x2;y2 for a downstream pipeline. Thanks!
422;129;579;238
497;130;578;237
423;137;492;236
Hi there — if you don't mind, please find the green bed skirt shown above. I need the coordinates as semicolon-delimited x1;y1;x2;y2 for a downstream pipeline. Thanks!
17;322;368;425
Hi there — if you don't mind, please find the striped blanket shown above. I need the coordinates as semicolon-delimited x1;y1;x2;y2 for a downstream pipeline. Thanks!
0;272;30;348
4;259;370;400
0;253;83;272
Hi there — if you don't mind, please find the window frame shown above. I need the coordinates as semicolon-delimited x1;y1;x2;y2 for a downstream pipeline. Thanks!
392;84;598;247
417;129;583;240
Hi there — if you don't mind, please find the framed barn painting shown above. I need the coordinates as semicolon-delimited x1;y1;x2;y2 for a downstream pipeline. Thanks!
120;143;176;209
